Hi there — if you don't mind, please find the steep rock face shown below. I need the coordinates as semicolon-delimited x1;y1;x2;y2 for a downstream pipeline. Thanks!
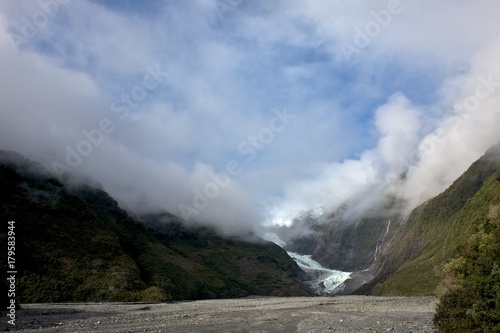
357;143;500;296
309;216;396;272
279;207;402;272
0;150;310;303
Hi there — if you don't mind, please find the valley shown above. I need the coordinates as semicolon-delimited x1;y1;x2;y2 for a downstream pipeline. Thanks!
1;145;500;331
2;2;500;332
2;296;437;333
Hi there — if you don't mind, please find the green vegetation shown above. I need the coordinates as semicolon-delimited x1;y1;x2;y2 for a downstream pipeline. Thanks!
0;151;310;304
281;199;403;272
350;144;500;330
433;182;500;331
357;144;500;297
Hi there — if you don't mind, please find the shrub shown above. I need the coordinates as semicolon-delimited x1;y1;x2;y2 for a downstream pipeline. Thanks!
434;205;500;332
141;286;170;302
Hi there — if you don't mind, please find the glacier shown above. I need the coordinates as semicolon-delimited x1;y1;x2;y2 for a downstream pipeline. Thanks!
287;252;351;295
264;232;351;295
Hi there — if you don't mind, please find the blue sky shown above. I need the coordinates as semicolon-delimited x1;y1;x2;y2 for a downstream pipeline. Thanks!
1;0;500;233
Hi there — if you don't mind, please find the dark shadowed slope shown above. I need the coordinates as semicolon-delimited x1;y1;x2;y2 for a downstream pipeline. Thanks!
0;150;310;304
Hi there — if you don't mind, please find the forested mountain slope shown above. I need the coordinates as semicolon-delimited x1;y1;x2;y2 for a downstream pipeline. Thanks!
357;143;500;296
0;150;310;304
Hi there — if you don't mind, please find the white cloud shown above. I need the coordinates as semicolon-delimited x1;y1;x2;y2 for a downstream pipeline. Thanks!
375;93;421;173
1;0;500;234
0;4;264;234
400;42;500;207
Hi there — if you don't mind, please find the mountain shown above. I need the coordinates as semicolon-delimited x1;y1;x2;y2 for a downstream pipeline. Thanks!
274;200;403;273
357;143;500;296
0;150;310;304
273;143;500;307
433;178;500;331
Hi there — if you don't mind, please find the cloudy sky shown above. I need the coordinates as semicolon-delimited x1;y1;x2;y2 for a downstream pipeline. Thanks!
1;0;499;234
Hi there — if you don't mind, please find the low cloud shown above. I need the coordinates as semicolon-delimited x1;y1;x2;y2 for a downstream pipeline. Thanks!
273;42;500;224
1;1;500;237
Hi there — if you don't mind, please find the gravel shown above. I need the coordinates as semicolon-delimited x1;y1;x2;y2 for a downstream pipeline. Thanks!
1;296;438;332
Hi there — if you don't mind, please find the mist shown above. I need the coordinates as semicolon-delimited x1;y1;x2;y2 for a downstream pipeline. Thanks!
267;2;500;225
1;1;499;236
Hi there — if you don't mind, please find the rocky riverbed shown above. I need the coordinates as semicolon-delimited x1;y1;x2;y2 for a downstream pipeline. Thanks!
1;296;437;332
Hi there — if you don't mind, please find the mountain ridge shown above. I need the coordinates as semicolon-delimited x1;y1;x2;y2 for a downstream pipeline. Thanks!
356;142;500;296
0;150;311;303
